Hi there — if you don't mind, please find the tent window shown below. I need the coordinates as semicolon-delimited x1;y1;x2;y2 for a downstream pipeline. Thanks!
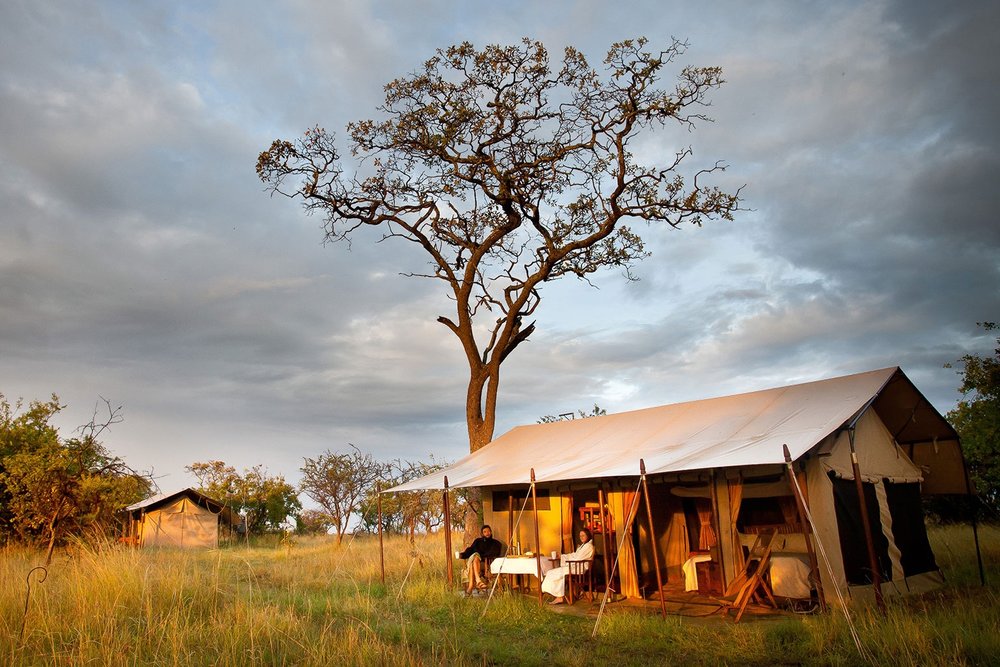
830;473;893;585
492;489;550;512
883;480;938;577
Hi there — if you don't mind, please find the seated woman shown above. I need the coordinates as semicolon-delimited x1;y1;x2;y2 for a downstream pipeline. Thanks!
541;528;594;605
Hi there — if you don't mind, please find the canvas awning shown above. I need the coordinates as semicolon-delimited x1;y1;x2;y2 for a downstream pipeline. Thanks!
389;367;966;493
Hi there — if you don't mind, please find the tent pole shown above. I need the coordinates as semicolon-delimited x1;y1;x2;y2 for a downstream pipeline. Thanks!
848;428;886;614
598;483;612;592
531;469;544;605
708;470;725;587
960;452;987;585
443;476;453;587
377;482;385;585
783;445;827;612
640;459;667;617
508;490;515;552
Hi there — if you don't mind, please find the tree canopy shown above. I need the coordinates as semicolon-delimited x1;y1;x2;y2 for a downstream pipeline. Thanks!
0;394;151;561
187;460;301;535
299;445;382;544
258;37;741;459
259;37;741;540
948;322;1000;512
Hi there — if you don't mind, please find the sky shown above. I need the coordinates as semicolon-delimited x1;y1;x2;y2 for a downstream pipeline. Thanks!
1;1;997;494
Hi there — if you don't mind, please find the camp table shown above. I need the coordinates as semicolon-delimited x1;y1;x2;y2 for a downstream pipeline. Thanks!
490;555;554;592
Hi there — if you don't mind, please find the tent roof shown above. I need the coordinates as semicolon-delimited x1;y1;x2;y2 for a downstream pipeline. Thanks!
125;487;239;524
389;367;960;492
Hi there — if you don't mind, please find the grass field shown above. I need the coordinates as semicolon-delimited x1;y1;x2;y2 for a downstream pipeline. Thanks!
2;525;998;666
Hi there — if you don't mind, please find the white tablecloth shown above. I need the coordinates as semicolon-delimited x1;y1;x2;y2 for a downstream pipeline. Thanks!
490;556;554;578
770;555;812;598
682;554;713;592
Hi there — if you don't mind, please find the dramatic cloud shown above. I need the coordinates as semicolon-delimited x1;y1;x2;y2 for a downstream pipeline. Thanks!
1;0;996;490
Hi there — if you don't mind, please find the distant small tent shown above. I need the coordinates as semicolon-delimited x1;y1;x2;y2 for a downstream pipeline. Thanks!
123;488;239;548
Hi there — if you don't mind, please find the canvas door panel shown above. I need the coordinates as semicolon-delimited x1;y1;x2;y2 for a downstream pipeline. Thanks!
883;480;938;577
829;474;892;585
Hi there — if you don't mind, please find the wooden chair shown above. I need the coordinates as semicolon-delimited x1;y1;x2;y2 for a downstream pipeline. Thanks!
565;558;594;605
721;529;778;622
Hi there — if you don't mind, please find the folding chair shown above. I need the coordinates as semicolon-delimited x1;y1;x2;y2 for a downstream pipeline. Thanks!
721;529;778;622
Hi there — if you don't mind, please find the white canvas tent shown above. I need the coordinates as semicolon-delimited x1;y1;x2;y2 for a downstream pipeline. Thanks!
390;367;974;608
123;488;239;549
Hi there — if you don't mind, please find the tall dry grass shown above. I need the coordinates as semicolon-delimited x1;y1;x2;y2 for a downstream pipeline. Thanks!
1;525;997;665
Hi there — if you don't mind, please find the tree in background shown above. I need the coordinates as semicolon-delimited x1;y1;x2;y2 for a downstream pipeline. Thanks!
358;457;467;539
948;322;1000;513
0;395;151;563
258;37;741;539
299;446;382;544
295;508;335;536
538;404;607;423
187;461;301;536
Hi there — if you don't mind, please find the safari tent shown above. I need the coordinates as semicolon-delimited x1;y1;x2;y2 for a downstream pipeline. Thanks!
123;488;239;548
390;367;976;608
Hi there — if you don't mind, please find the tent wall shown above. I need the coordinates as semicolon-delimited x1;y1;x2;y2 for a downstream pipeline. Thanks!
139;497;219;548
806;410;944;607
482;488;565;556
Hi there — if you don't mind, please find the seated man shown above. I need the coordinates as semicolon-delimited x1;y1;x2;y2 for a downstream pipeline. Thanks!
458;525;503;594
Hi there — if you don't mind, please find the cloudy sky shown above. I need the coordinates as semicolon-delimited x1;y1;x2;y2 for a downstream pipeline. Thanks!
2;1;997;492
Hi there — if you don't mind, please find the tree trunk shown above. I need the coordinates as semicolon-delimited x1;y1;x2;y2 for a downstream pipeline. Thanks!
44;498;66;566
463;366;498;544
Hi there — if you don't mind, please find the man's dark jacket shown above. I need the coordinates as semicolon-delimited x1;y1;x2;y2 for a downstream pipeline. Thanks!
459;536;503;560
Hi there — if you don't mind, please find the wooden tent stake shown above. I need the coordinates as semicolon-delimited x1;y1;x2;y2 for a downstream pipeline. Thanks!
443;476;453;587
640;459;667;617
961;452;987;586
783;445;826;611
847;428;886;614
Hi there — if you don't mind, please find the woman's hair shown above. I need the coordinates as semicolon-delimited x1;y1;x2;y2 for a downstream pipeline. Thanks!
579;527;593;543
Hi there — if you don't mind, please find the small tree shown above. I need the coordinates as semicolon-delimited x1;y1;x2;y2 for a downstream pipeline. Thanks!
187;461;301;536
299;445;382;544
948;322;1000;513
259;37;741;538
359;457;466;539
538;404;607;423
295;508;335;536
0;396;151;563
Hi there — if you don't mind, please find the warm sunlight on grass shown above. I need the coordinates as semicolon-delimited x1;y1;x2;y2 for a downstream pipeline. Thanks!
2;526;998;665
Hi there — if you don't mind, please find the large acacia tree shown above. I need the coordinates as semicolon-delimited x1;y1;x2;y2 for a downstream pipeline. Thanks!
258;37;741;525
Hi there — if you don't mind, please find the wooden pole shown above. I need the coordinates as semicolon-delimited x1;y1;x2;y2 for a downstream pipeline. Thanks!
598;484;612;592
960;452;987;586
783;445;826;612
639;459;667;617
377;482;385;585
443;476;453;587
508;490;515;552
708;470;725;586
531;469;544;605
847;428;886;614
